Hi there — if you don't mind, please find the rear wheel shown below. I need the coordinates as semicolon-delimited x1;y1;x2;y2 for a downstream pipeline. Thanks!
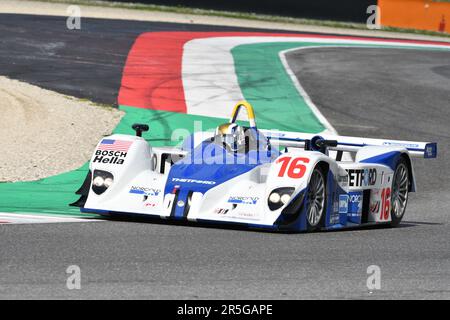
306;167;326;231
390;158;410;227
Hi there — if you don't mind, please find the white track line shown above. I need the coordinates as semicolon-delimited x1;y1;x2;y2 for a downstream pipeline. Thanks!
279;46;338;135
0;212;102;225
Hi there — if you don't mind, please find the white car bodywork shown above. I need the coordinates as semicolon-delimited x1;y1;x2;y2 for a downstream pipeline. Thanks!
75;102;436;232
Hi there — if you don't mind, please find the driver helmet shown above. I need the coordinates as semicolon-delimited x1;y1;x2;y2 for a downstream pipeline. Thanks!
214;123;246;152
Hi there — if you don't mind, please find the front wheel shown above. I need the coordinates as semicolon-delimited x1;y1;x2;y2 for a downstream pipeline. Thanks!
390;158;410;227
306;167;327;231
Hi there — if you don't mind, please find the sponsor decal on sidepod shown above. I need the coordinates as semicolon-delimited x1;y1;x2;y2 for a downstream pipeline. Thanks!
171;178;216;185
347;168;377;187
339;195;349;214
129;186;161;196
228;196;259;205
348;192;363;217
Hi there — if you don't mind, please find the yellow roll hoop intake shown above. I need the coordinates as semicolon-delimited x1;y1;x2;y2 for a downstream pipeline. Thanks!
229;101;257;128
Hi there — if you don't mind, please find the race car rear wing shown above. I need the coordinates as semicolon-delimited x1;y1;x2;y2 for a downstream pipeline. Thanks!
261;130;437;159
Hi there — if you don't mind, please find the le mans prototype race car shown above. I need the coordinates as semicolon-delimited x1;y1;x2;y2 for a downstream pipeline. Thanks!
72;102;437;232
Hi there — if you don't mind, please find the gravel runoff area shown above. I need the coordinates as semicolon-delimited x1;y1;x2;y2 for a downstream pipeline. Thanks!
0;76;124;182
1;0;450;43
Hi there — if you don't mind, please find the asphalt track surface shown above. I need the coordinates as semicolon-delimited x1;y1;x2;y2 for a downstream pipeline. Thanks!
1;14;450;299
0;14;295;105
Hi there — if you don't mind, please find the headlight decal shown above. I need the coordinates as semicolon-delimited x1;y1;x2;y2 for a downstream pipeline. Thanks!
268;187;295;210
92;170;114;195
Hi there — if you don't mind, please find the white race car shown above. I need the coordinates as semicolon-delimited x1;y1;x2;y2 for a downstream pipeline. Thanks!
72;101;437;232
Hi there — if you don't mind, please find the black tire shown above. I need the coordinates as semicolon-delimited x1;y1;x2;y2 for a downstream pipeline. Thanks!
306;166;327;231
390;157;410;227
